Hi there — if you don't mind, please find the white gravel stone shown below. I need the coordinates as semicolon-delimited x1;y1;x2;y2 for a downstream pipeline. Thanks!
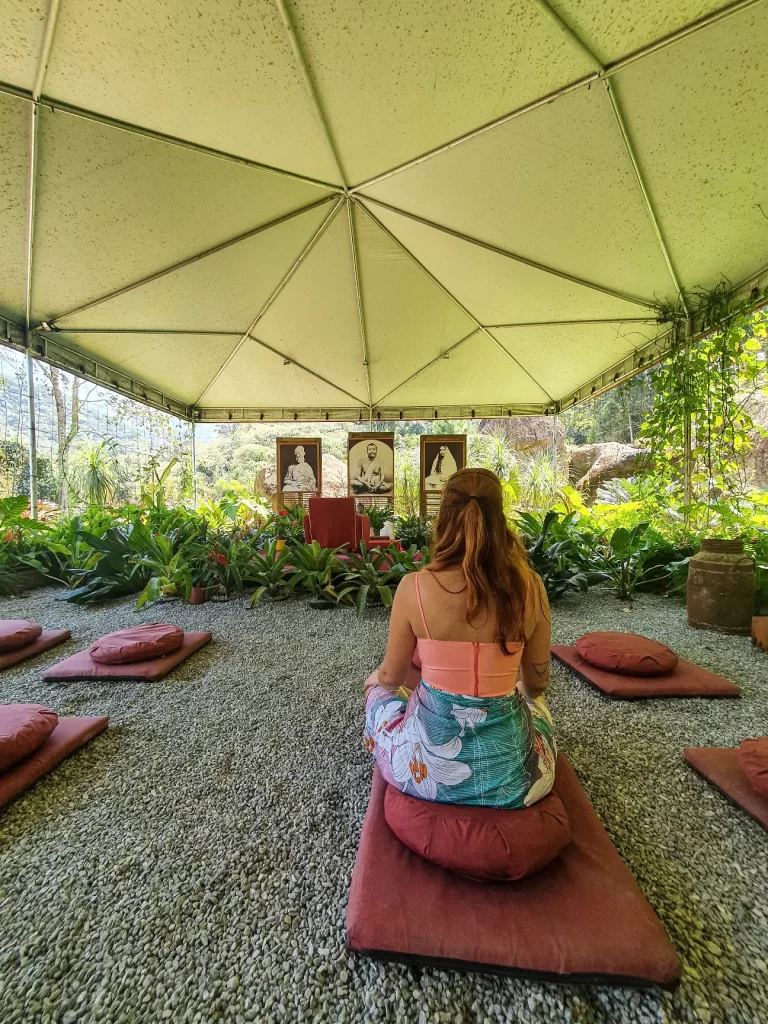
0;586;766;1023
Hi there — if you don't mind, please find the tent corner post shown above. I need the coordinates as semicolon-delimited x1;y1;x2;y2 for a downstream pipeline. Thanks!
191;417;198;509
24;338;39;520
683;318;693;526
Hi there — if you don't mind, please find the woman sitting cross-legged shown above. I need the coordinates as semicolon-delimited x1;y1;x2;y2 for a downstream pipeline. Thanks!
364;468;556;808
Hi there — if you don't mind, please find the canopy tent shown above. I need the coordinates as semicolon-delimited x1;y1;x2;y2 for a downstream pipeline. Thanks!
1;0;766;423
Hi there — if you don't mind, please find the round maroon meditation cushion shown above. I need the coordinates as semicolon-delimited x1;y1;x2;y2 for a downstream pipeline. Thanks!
0;619;43;653
738;738;768;799
89;623;184;665
576;632;678;676
384;785;571;882
0;704;58;772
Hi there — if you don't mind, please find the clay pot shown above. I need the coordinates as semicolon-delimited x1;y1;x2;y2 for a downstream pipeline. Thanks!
687;538;754;635
189;586;207;606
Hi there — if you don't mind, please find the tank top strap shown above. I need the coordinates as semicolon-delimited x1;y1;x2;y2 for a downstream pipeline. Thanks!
413;573;432;640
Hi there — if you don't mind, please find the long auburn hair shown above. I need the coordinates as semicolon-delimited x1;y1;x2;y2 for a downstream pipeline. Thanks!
425;467;536;653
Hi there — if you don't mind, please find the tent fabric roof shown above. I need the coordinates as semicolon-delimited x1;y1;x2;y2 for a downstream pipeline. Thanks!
1;0;766;422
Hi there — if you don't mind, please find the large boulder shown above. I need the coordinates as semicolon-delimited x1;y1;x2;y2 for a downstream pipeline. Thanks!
481;416;565;455
568;442;649;499
262;452;347;497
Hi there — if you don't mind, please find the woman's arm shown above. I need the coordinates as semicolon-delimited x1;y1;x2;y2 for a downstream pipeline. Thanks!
519;577;551;700
368;575;418;691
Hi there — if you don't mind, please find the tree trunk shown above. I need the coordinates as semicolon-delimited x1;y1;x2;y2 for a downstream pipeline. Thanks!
42;367;81;510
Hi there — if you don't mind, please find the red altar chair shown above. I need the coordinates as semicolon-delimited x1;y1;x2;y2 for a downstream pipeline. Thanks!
303;498;371;549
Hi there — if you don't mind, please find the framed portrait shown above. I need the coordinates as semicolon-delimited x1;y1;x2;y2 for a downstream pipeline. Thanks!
420;435;466;512
277;438;321;498
347;433;395;498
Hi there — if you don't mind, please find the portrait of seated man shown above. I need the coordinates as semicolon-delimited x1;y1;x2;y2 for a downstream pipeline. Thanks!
349;440;393;495
281;444;318;492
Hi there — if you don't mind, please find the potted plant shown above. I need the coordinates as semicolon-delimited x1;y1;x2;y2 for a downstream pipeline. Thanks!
363;505;394;538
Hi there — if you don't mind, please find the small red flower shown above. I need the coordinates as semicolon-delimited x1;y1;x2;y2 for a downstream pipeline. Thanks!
214;553;227;565
279;510;288;517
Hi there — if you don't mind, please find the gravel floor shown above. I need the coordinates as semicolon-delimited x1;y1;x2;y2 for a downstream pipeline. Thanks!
0;586;767;1024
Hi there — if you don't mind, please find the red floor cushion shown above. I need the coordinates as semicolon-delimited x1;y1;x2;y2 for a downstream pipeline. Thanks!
738;738;768;799
576;632;678;676
0;619;43;653
384;786;570;881
89;623;184;664
0;704;59;772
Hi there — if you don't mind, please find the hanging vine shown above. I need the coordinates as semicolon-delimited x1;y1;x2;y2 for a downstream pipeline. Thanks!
639;282;768;537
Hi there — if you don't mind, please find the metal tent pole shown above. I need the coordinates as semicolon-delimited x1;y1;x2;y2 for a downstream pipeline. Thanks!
551;413;559;483
191;420;198;508
683;318;693;519
25;344;39;519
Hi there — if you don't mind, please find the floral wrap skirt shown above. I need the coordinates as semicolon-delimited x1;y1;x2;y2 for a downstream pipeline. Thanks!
364;679;557;808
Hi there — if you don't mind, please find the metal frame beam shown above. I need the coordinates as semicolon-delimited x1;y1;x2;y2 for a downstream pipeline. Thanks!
374;328;480;406
195;199;365;406
350;0;765;193
358;197;557;405
346;198;372;408
360;197;660;310
0;79;342;194
1;317;193;420
532;0;688;313
356;200;555;404
50;195;335;327
194;402;551;423
275;0;348;187
482;317;660;328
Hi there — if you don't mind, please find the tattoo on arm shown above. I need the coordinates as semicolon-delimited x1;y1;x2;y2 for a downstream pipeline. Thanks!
530;660;550;680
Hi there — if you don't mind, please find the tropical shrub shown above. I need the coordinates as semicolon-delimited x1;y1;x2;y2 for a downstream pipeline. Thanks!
336;544;402;617
514;510;589;600
247;541;296;604
394;514;432;549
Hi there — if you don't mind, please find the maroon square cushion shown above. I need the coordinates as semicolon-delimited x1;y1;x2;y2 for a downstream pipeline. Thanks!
0;619;43;653
576;632;678;676
347;757;680;987
551;645;739;699
89;623;184;664
384;786;570;881
738;738;768;799
43;631;211;682
0;715;109;809
685;747;768;831
0;704;58;772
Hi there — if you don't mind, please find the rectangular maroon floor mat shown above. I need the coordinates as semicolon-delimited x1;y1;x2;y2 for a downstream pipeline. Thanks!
0;629;71;671
0;715;109;808
551;645;740;699
684;747;768;830
347;757;680;988
42;631;212;681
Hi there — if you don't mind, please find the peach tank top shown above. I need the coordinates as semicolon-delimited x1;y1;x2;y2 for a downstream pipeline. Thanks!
414;574;524;698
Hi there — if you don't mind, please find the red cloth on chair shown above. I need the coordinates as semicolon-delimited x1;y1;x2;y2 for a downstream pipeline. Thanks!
303;498;370;549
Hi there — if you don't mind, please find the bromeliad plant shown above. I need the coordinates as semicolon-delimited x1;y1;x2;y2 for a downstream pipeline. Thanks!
247;540;296;604
287;540;345;606
335;544;403;617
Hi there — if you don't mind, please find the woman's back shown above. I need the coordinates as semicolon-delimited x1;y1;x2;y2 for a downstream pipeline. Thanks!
364;467;557;808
